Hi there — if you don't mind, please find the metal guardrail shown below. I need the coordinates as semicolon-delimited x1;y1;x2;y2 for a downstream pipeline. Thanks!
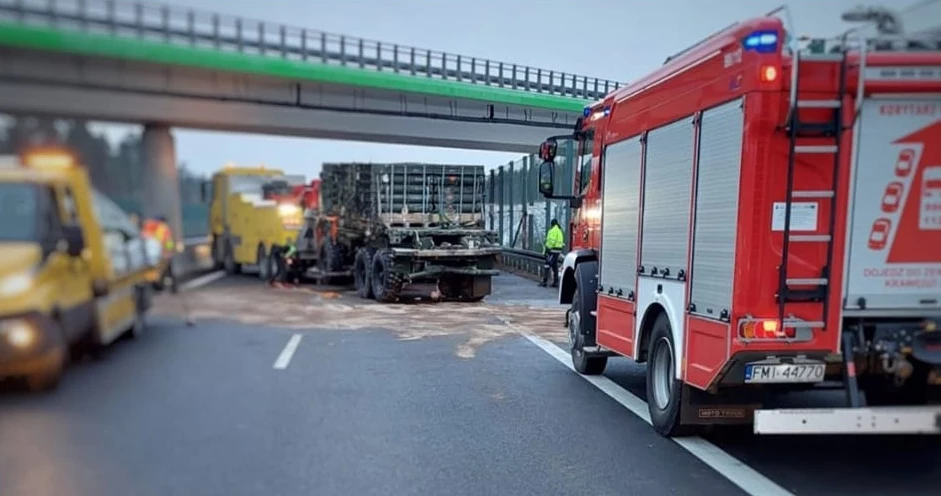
0;0;620;101
498;247;544;279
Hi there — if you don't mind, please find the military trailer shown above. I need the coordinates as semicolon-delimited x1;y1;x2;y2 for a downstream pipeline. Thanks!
281;162;501;302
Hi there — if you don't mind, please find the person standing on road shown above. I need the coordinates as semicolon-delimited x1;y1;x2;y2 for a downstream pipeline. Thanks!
540;219;565;288
271;236;298;286
143;214;178;293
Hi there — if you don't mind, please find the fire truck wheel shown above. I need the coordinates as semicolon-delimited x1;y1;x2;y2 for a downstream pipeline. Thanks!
353;248;374;299
257;245;270;280
570;285;607;375
646;313;691;437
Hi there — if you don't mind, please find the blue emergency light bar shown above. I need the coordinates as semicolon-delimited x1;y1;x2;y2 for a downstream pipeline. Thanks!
743;30;779;53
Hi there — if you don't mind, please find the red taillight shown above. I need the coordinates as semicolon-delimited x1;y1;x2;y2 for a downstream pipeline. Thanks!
740;319;796;339
760;65;778;82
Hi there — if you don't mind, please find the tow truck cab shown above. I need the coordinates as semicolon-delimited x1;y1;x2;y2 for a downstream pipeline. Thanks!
0;149;156;391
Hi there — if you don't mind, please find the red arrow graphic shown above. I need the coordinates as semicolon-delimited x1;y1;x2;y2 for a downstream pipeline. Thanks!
887;119;941;264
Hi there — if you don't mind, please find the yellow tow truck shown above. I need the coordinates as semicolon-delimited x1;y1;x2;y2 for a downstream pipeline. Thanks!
0;148;158;391
204;164;305;279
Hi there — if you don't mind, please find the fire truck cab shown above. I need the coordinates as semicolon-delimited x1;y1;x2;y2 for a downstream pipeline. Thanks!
537;5;941;436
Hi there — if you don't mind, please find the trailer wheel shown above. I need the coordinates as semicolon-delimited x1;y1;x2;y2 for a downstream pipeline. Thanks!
353;248;374;299
570;284;607;375
646;313;691;437
371;250;402;303
319;238;344;284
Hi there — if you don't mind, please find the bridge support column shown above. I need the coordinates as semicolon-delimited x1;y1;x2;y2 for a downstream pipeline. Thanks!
141;125;182;246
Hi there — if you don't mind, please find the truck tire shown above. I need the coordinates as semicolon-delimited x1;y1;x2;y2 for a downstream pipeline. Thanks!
223;241;241;275
257;244;270;281
353;248;374;299
212;235;225;270
26;320;67;392
646;313;691;437
570;284;607;375
319;238;344;284
371;250;403;303
127;285;149;340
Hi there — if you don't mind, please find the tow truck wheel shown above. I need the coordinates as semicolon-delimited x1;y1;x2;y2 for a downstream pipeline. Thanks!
212;235;225;270
223;242;240;275
570;285;607;375
26;321;66;392
646;313;691;437
257;245;269;280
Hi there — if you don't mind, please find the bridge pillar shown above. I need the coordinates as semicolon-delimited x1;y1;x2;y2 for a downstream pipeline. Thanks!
141;125;183;246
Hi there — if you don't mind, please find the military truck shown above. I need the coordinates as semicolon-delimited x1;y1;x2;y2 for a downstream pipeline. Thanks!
274;163;501;302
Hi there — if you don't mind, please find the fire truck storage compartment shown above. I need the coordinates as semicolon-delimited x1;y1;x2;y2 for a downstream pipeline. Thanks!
599;136;643;299
843;97;941;312
637;115;696;373
597;136;643;352
689;99;745;320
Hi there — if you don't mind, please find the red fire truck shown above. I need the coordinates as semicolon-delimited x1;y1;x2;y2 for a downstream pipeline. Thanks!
536;6;941;436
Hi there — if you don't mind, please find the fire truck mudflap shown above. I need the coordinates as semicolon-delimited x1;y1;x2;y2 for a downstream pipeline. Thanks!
843;98;941;314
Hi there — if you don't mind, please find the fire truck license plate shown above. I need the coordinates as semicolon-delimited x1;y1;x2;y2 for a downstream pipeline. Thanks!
744;363;825;384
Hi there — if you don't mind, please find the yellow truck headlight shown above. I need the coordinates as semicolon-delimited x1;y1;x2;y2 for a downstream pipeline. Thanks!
278;204;300;217
1;319;36;349
0;272;33;296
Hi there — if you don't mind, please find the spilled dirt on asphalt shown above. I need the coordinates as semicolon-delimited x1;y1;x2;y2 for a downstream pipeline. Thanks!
153;280;568;358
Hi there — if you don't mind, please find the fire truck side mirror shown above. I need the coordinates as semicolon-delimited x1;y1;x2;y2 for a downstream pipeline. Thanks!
538;139;558;163
538;161;555;197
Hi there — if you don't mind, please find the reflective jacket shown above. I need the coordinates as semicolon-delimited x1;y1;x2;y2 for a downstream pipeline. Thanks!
545;225;564;252
143;219;175;257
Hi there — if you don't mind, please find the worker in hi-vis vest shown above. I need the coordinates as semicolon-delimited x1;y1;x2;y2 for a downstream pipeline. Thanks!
142;215;177;293
540;219;564;287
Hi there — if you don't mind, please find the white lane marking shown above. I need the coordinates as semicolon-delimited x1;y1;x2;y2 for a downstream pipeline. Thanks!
179;270;226;292
523;333;794;496
273;334;303;370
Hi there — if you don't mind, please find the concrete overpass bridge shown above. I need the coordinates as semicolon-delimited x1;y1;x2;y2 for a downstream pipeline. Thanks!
0;0;617;239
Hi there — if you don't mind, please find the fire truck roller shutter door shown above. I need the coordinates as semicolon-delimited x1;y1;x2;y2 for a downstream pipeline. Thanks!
596;136;644;355
637;115;695;379
690;99;745;321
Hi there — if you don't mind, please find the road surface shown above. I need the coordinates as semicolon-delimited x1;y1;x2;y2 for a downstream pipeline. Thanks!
1;273;937;496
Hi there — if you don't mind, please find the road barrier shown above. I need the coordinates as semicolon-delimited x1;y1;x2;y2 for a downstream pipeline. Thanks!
498;248;544;280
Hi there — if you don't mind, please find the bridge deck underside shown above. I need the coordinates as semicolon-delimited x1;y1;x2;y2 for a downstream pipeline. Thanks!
0;48;576;151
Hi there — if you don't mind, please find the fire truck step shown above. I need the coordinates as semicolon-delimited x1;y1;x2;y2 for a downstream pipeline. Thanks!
788;235;832;242
791;190;834;198
794;145;838;153
796;99;841;108
786;278;828;285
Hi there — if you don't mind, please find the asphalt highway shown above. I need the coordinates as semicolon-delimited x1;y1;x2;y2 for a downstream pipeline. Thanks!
1;273;937;496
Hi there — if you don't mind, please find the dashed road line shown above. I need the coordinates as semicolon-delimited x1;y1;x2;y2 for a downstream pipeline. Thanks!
521;332;794;496
179;270;226;292
273;333;303;370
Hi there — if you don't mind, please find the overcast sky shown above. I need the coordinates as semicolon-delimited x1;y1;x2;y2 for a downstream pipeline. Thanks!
75;0;883;177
